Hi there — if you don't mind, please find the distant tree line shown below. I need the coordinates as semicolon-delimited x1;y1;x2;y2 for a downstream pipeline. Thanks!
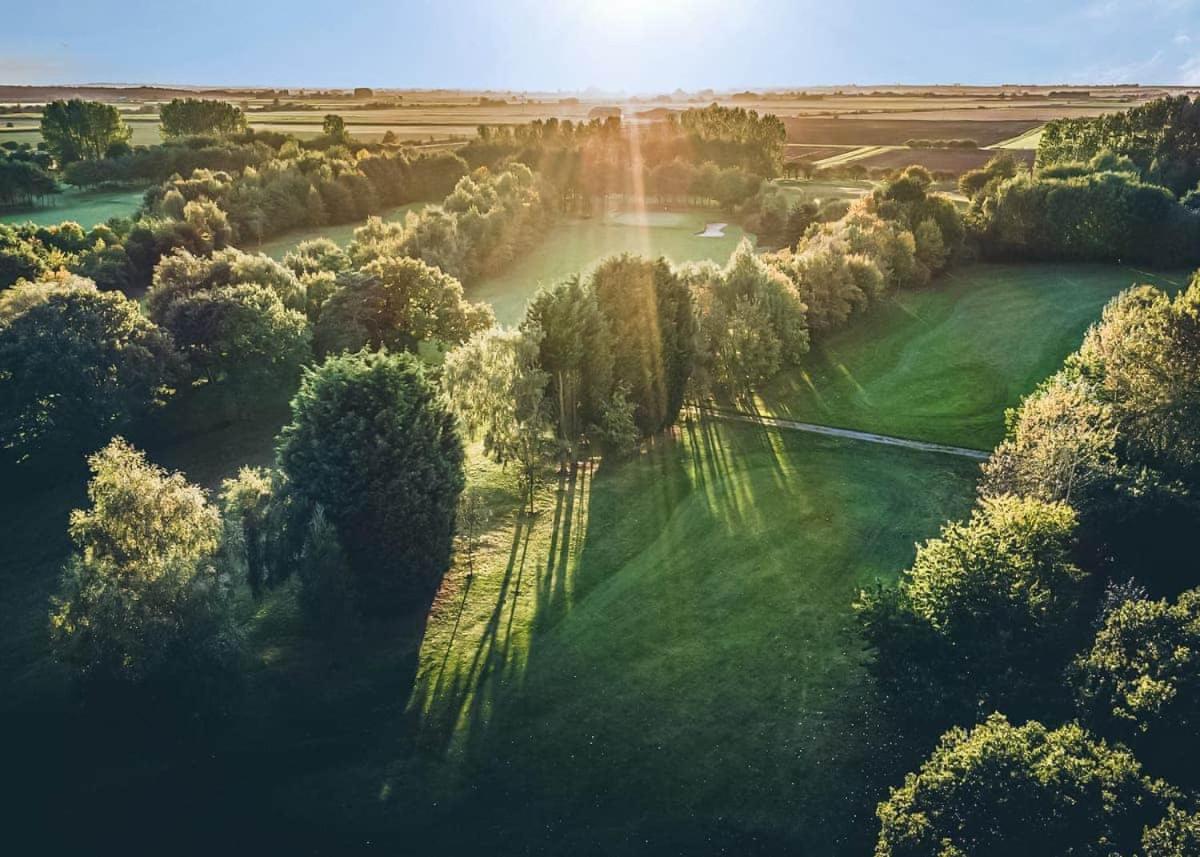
1037;95;1200;195
0;145;57;208
965;149;1200;267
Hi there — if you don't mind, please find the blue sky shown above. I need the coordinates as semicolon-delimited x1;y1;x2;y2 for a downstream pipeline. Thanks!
4;0;1200;91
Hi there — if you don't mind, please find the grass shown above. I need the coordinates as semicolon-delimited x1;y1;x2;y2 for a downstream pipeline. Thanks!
247;200;430;259
756;262;1186;450
472;208;749;325
1;236;1167;851
0;186;144;228
2;415;976;854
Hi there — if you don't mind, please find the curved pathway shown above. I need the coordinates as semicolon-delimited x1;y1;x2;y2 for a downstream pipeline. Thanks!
700;407;990;461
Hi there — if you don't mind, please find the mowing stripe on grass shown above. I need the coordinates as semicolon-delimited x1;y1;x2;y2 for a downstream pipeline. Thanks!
700;407;991;460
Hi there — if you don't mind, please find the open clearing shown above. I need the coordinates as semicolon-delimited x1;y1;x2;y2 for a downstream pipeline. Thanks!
756;263;1185;450
470;208;748;325
0;187;144;228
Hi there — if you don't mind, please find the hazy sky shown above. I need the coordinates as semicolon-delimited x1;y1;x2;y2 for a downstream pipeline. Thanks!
4;0;1200;91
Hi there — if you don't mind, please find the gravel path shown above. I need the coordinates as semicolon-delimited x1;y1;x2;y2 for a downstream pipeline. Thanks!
700;407;990;461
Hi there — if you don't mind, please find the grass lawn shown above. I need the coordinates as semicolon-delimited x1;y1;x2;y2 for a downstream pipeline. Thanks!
472;208;749;325
755;263;1185;450
2;254;1164;853
0;186;144;228
2;415;976;854
248;200;431;260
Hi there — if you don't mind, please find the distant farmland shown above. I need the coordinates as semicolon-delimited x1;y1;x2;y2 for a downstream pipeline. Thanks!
855;146;1035;175
783;117;1042;146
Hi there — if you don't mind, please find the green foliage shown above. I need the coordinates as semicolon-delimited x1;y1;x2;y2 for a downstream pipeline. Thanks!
591;254;695;436
1037;95;1200;195
0;278;175;461
159;283;310;405
444;326;550;510
959;152;1021;199
313;256;493;356
277;349;464;614
973;169;1200;267
160;98;247;138
40;99;131;163
0;152;59;208
688;240;809;394
856;495;1086;719
874;713;1174;857
1143;807;1200;856
147;246;304;321
522;275;614;449
295;505;355;630
322;114;347;141
49;439;237;694
1073;588;1200;754
984;278;1200;577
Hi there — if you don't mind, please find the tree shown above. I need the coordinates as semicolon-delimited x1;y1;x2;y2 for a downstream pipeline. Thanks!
522;276;614;455
159;98;247;138
277;349;464;614
147;247;304;322
49;439;237;696
1143;807;1200;856
40;99;131;163
0;278;175;461
1072;588;1200;775
323;114;347;140
444;327;550;512
591;255;695;436
856;495;1087;720
159;283;310;407
313;256;493;356
874;714;1175;857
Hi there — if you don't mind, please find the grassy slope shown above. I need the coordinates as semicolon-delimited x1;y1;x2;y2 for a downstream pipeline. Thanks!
756;263;1185;450
0;186;144;228
472;209;747;325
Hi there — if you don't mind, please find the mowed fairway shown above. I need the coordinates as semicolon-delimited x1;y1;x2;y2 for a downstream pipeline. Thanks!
0;187;144;228
259;420;979;854
472;209;748;324
756;263;1185;450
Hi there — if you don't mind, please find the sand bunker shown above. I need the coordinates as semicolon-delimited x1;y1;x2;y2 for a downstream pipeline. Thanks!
697;222;727;238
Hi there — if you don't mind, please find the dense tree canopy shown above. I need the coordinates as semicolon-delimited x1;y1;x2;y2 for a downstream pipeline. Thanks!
521;275;614;450
874;713;1174;857
591;254;695;436
856;495;1086;720
0;277;175;461
312;256;492;356
160;98;247;138
40;99;131;163
1037;95;1200;195
1072;588;1200;765
984;277;1200;578
276;349;464;614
